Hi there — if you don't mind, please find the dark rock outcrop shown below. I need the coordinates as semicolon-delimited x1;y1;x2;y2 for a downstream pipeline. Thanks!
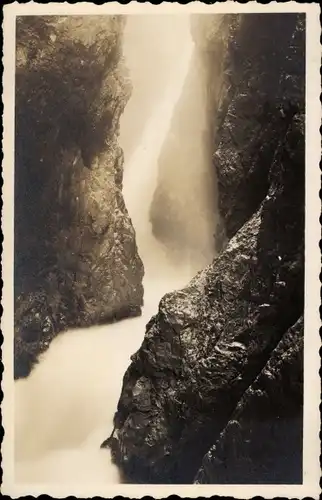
210;13;305;240
195;316;304;484
14;16;144;379
106;13;305;484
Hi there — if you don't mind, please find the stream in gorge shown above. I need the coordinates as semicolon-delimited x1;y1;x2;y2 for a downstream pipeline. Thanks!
14;15;218;484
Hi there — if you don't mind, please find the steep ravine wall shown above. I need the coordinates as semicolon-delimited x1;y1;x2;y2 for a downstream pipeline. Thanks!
14;16;144;379
107;13;305;484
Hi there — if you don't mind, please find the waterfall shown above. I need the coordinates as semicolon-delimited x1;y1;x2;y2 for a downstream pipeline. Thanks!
14;14;215;486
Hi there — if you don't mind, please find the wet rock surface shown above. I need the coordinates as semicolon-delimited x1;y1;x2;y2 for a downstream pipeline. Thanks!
14;16;144;379
211;13;305;240
195;315;304;484
107;14;305;484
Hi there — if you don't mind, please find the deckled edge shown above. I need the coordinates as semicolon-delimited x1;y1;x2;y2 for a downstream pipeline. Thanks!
1;2;321;499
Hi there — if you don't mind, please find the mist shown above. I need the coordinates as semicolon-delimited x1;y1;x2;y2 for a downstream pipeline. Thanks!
14;14;218;485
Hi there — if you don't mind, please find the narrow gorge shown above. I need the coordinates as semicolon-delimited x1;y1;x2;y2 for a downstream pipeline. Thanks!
14;13;305;486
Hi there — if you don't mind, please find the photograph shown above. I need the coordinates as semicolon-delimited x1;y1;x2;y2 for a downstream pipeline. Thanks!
1;3;320;498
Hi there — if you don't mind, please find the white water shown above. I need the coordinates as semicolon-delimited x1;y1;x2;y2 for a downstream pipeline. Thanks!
14;15;212;485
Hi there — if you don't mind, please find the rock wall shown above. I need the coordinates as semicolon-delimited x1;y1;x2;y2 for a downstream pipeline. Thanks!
106;13;305;484
209;13;305;240
195;316;303;484
14;16;144;379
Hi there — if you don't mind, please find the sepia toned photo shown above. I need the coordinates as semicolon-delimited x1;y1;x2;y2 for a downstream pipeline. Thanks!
1;3;321;498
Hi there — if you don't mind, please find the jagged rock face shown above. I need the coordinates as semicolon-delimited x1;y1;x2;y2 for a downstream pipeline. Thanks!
210;13;305;239
195;316;303;484
108;13;305;484
14;16;144;379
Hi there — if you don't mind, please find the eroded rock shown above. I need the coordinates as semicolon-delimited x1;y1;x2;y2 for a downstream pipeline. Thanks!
195;316;304;484
14;16;144;379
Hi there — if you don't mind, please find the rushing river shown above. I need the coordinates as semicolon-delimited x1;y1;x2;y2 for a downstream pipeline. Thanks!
14;15;215;485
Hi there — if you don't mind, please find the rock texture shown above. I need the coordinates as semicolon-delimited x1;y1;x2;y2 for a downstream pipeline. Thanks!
209;13;305;240
195;316;303;484
106;13;305;484
14;16;144;379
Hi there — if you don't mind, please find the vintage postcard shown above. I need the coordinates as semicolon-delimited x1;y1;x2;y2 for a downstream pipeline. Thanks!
1;2;321;498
